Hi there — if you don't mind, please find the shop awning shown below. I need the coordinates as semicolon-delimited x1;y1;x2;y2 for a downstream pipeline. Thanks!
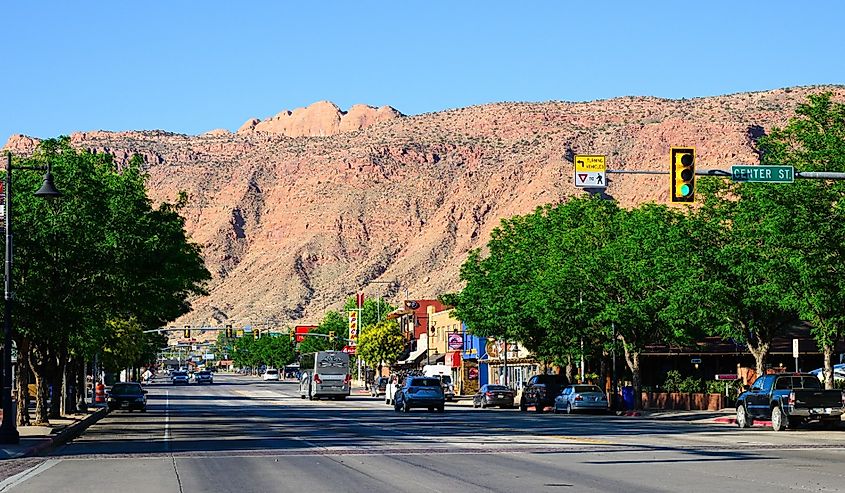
397;340;428;365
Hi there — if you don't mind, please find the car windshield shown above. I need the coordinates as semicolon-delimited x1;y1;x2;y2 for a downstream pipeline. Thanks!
266;369;278;374
199;371;211;376
172;372;187;377
574;385;603;393
410;378;441;387
111;383;142;394
486;385;510;391
440;376;452;384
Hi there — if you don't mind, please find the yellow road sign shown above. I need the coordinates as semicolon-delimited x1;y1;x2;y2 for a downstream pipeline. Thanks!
574;155;607;188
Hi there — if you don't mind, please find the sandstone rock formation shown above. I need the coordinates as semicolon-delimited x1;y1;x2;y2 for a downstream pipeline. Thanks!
238;101;402;137
5;88;844;332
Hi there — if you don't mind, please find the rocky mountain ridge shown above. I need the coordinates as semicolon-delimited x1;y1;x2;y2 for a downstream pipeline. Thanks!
5;88;844;329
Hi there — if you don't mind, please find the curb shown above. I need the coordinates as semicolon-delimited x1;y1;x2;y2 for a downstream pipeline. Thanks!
713;416;773;427
23;407;109;458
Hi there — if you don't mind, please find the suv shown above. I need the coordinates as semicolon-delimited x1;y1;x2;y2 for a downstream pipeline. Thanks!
171;371;189;385
394;376;446;413
519;374;570;414
195;370;214;384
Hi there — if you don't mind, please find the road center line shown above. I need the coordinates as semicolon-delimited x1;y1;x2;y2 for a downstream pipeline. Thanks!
164;390;171;444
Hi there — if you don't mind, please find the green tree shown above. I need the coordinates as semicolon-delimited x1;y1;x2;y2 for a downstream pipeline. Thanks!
755;92;845;388
357;319;404;377
10;140;210;423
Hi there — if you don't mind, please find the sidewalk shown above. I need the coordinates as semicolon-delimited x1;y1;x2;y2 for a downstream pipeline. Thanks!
0;407;108;460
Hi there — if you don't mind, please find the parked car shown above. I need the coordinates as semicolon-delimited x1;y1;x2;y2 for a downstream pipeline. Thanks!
394;376;445;413
385;375;402;405
195;370;214;384
107;382;147;412
809;364;845;382
736;373;845;431
473;384;515;409
519;374;570;414
262;368;280;381
371;377;389;397
554;385;609;414
171;371;189;385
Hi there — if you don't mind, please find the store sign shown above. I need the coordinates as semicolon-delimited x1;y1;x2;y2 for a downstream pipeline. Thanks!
448;333;464;350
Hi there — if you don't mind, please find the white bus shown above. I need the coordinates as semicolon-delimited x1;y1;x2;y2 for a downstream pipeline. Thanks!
298;351;351;400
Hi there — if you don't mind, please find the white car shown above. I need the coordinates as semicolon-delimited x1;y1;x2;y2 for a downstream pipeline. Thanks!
262;368;280;381
809;364;845;382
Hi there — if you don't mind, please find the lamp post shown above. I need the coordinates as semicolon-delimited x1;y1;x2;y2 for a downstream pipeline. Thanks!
0;153;62;444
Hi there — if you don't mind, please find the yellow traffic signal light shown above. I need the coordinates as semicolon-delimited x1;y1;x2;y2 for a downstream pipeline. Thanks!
670;147;695;203
253;330;259;339
184;326;191;338
328;331;336;342
289;329;295;342
225;324;233;338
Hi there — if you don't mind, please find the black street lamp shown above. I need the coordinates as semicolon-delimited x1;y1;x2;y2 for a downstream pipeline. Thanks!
0;153;61;444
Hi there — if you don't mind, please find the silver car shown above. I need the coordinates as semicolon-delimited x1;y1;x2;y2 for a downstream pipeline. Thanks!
553;385;609;414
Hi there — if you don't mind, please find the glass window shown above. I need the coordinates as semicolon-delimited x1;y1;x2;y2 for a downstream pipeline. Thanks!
750;377;764;391
760;375;776;392
574;385;602;393
798;377;822;390
774;377;792;390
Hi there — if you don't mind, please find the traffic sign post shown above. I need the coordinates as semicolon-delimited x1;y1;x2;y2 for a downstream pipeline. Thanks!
732;165;794;183
574;155;607;188
793;338;799;372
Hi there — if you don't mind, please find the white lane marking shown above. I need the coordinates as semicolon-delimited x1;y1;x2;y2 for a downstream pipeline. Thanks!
164;390;171;442
0;459;59;492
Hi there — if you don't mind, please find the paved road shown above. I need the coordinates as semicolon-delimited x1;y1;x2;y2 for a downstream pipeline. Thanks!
2;374;845;492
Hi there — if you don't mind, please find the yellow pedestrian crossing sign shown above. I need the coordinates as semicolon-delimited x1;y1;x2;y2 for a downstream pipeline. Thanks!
574;155;607;188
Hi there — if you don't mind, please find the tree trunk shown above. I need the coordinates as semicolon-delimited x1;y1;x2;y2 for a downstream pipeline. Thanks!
620;336;642;410
564;356;574;384
32;369;49;425
15;338;30;427
63;359;77;415
747;340;769;379
822;344;834;390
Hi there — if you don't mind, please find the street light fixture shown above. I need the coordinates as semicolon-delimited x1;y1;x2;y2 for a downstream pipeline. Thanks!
0;153;62;444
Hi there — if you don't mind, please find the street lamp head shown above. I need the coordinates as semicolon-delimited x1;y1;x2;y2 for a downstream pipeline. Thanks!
34;171;61;198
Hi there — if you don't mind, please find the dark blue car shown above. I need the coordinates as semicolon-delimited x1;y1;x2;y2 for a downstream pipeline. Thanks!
394;376;445;413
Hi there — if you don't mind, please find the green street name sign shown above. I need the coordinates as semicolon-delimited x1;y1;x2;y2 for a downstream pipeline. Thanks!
731;165;794;183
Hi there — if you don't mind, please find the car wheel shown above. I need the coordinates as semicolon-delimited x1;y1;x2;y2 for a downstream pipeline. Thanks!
394;401;402;412
566;403;573;415
821;419;839;430
519;399;527;412
437;405;445;413
480;399;487;409
535;402;544;414
736;404;752;428
771;406;786;432
403;399;410;413
472;400;479;409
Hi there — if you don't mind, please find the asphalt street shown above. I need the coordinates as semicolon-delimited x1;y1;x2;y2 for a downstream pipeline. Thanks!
2;374;844;492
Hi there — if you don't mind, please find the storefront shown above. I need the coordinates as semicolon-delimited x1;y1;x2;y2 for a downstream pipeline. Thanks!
460;324;488;396
483;340;538;391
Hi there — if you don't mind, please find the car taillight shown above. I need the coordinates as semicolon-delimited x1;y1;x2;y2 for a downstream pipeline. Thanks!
313;374;322;384
788;391;795;406
485;392;493;397
575;394;583;401
344;374;351;384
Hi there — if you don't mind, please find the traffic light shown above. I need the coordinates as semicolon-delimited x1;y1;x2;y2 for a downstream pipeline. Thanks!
289;329;295;342
225;324;233;338
184;325;191;338
253;330;259;340
328;331;336;343
670;147;696;203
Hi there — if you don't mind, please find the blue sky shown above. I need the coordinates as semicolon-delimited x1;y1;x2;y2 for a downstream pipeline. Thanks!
2;2;842;144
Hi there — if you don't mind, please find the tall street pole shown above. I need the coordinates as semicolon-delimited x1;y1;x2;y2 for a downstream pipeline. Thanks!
0;154;19;443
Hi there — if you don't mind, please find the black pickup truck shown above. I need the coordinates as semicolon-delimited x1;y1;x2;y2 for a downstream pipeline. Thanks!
736;373;844;431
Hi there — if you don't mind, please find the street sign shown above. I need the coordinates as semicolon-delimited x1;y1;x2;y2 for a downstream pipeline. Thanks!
715;374;738;381
731;165;794;183
690;358;702;364
203;353;214;360
793;338;799;359
574;155;607;188
348;310;358;346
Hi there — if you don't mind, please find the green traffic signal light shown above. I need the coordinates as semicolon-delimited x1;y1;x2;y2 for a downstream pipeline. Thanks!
670;147;696;203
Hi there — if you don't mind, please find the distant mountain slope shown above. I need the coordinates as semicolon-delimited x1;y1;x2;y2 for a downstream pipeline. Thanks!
5;88;844;330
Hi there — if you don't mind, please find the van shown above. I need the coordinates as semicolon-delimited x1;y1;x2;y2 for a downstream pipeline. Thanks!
422;364;455;401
